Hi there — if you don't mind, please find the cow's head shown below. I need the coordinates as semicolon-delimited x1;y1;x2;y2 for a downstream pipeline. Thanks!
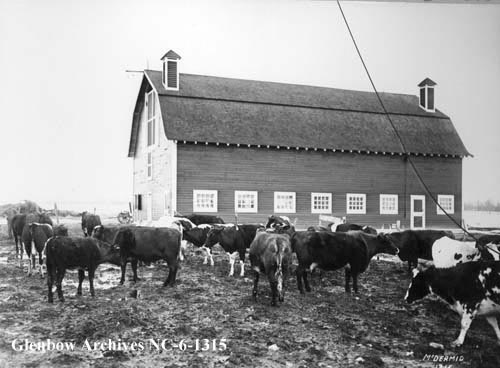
97;239;121;266
376;233;399;255
404;261;433;303
112;228;135;252
28;222;38;237
92;225;104;240
203;226;225;248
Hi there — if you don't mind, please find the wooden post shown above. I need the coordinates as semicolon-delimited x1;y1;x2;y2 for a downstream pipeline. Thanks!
54;203;59;224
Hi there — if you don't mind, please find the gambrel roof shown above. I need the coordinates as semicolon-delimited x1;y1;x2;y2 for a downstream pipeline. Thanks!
128;70;470;158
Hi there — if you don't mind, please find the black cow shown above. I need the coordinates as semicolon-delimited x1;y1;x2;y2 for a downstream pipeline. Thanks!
53;224;68;236
335;223;377;235
12;213;52;259
293;231;399;294
185;214;225;226
92;224;122;244
250;232;292;306
45;236;120;302
112;227;181;286
307;225;331;232
203;225;249;277
182;225;214;265
405;260;500;347
81;211;102;236
388;230;455;272
26;223;53;276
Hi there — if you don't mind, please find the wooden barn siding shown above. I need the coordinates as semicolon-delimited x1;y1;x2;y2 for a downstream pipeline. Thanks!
176;144;463;229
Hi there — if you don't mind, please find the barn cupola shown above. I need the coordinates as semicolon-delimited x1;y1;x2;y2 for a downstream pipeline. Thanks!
161;50;181;91
418;78;436;112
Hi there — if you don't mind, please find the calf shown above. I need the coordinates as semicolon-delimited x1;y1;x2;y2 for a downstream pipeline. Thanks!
185;214;225;226
335;223;377;235
81;211;102;236
112;227;181;286
405;261;500;347
432;236;499;268
12;212;52;259
388;230;455;272
183;225;214;265
27;223;53;276
293;231;399;293
45;236;120;302
203;226;248;277
249;232;292;306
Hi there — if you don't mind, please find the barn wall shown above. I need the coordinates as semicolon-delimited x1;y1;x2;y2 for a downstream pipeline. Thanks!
176;144;463;230
132;91;176;222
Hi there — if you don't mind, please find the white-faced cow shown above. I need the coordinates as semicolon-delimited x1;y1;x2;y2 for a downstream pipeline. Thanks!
81;211;102;237
387;230;455;272
292;231;399;294
45;236;120;303
112;227;181;286
249;231;292;306
335;223;377;235
405;260;500;347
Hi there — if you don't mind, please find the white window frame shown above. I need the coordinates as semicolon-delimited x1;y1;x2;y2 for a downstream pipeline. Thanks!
274;192;296;214
311;193;332;214
147;152;153;180
234;191;258;213
346;193;366;214
380;194;398;215
437;194;454;215
193;190;218;213
146;90;156;147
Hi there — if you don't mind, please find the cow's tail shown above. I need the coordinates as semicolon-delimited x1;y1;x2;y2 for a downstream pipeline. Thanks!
275;239;284;279
174;224;185;262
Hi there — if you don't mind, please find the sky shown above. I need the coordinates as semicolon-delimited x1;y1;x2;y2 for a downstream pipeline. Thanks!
0;0;499;208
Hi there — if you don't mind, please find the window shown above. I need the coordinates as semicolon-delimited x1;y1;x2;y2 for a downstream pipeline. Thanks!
193;190;218;212
167;60;178;89
347;193;366;214
147;152;153;179
311;193;332;214
274;192;296;213
437;195;454;215
235;191;258;213
380;194;398;215
134;194;142;211
146;90;156;146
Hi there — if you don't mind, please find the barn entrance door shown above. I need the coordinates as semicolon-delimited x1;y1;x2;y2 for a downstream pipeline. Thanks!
147;193;153;222
410;195;425;229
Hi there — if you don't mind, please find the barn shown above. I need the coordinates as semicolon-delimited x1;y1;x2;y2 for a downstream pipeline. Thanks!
128;50;470;229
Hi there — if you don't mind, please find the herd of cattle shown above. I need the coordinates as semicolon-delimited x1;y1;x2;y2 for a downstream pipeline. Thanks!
6;212;500;347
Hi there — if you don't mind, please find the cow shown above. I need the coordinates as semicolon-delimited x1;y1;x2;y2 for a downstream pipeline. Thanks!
203;225;251;277
45;236;120;303
81;211;102;237
335;223;377;235
112;227;181;286
405;260;500;347
432;237;500;268
293;231;399;294
306;225;331;232
387;230;455;272
182;225;214;265
12;213;52;259
185;214;225;226
249;232;292;306
53;224;68;236
25;223;54;276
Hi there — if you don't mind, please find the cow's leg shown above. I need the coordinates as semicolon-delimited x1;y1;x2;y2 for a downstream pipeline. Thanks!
88;268;95;297
344;265;352;293
77;269;85;296
485;317;500;346
131;258;140;282
352;271;359;294
56;269;66;302
451;310;475;347
296;266;304;294
120;258;127;285
252;268;260;301
47;266;55;303
14;235;19;259
208;247;214;266
38;253;45;278
228;252;237;277
270;277;278;307
239;250;245;277
163;260;178;287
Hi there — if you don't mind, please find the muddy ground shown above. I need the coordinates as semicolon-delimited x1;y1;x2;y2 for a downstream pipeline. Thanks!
0;223;499;368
